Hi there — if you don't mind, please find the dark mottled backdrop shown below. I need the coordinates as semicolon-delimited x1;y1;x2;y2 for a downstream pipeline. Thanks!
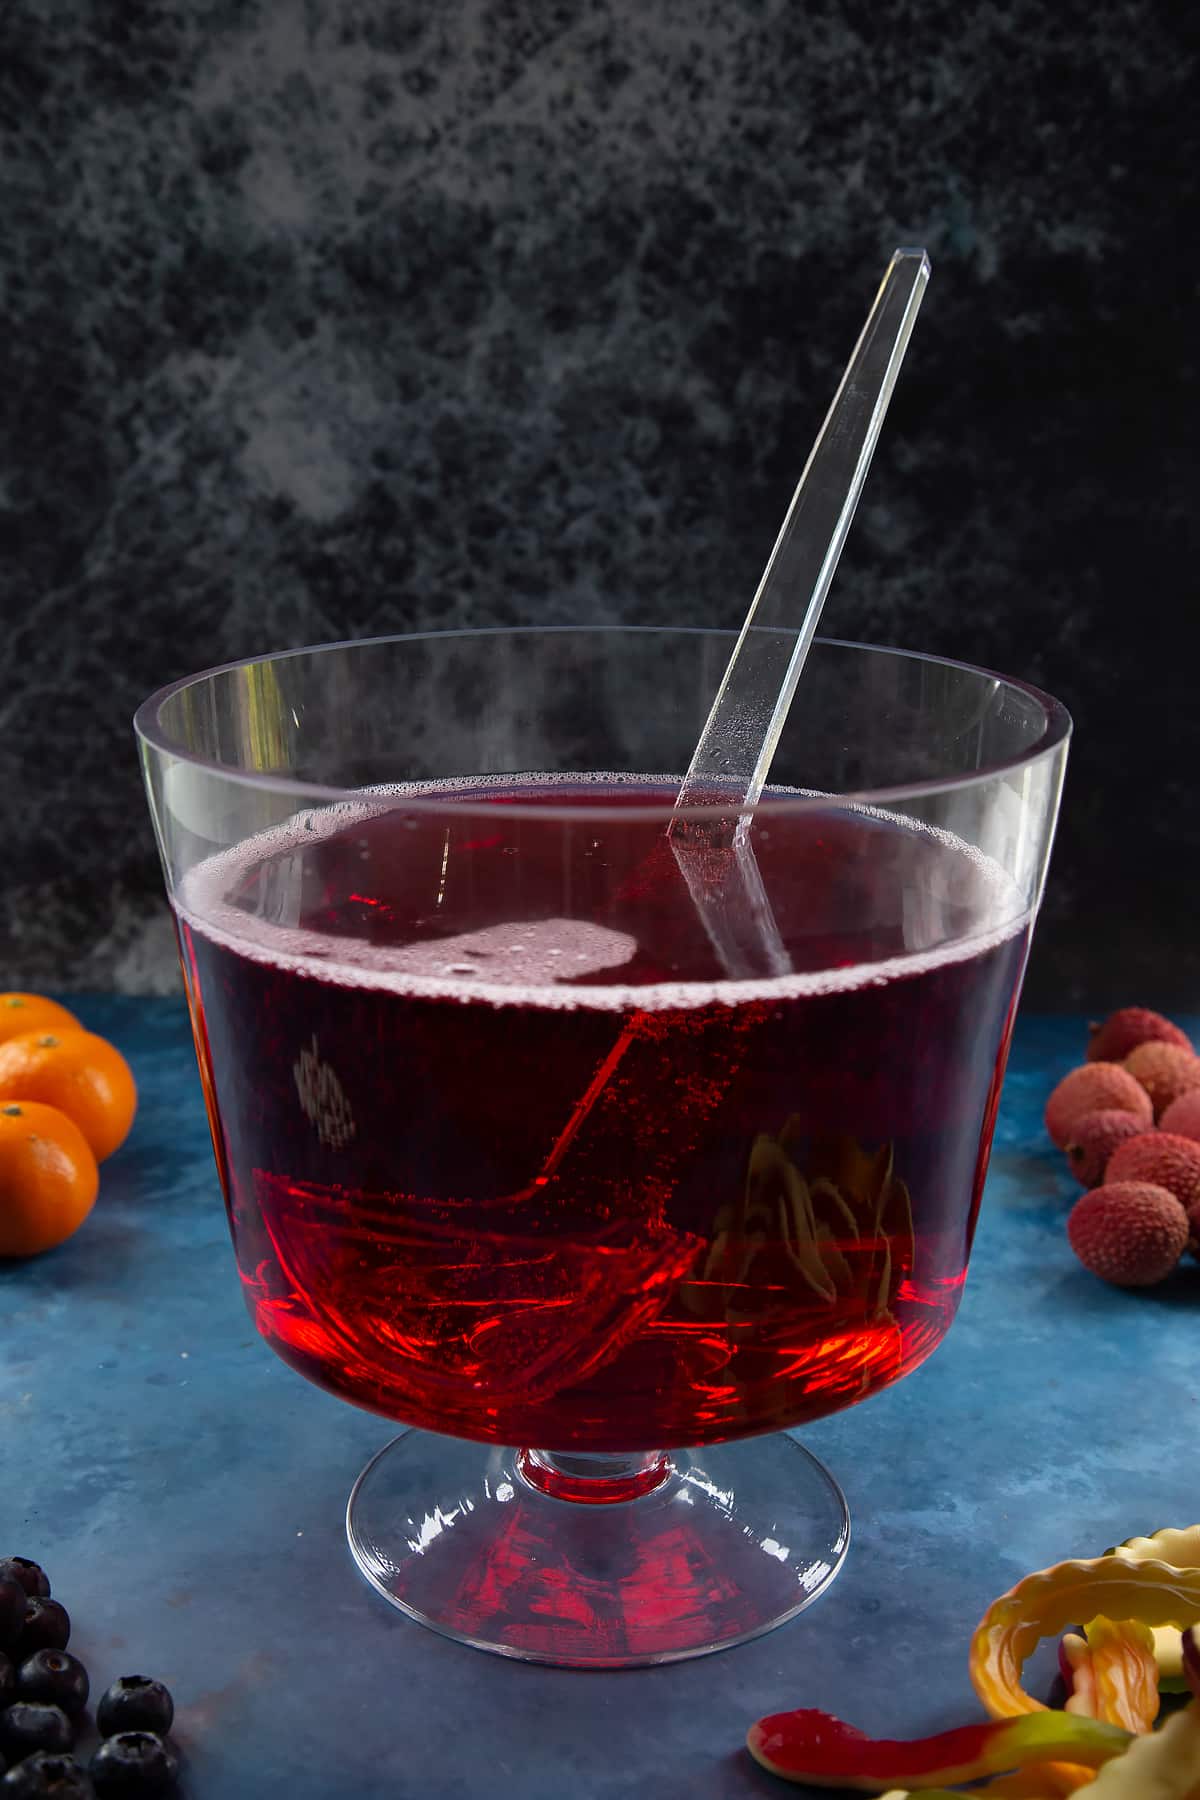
1;0;1196;1005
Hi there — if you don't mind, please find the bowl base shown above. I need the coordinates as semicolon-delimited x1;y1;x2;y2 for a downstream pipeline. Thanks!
346;1429;850;1667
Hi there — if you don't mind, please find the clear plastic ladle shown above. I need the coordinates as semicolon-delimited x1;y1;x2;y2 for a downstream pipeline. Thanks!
669;247;931;978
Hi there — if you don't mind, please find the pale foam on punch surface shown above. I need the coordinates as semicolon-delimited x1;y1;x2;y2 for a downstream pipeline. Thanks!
177;773;1029;1012
363;918;638;986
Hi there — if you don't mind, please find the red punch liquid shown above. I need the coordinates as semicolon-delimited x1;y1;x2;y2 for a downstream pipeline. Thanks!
176;779;1028;1452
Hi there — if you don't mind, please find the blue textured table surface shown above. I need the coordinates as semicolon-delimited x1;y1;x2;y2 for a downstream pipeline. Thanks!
4;1000;1198;1799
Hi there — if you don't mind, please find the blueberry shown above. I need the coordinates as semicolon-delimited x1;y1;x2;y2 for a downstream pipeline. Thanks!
0;1564;51;1603
17;1604;69;1658
0;1650;13;1706
89;1734;177;1797
1;1753;95;1797
16;1653;89;1718
0;1703;73;1760
95;1681;172;1740
0;1584;26;1656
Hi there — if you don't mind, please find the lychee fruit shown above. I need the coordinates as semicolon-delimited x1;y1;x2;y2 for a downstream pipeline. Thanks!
1044;1063;1154;1149
1067;1182;1188;1287
1088;1007;1192;1063
1124;1042;1200;1120
1063;1109;1149;1186
1161;1089;1200;1144
1106;1132;1200;1212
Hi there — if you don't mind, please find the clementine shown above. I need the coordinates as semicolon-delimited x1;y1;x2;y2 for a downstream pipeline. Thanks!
0;993;81;1044
0;1100;99;1256
0;1029;137;1162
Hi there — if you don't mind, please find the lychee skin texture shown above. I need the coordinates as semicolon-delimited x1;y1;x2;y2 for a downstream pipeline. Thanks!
1124;1042;1200;1120
1067;1182;1188;1287
1044;1064;1154;1150
1088;1008;1192;1063
1064;1110;1149;1187
1106;1133;1200;1212
1161;1089;1200;1144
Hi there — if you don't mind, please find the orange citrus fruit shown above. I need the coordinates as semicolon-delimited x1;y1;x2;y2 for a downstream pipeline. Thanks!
0;1029;137;1162
0;1100;99;1256
0;993;81;1044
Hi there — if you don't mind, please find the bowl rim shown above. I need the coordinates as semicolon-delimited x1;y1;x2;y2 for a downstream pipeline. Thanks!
133;625;1072;822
